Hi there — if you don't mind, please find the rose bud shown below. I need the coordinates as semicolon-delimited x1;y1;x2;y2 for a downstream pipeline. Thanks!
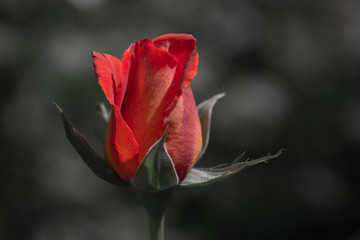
54;34;284;193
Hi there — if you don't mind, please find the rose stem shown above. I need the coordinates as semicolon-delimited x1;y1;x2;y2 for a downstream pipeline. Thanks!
141;189;174;240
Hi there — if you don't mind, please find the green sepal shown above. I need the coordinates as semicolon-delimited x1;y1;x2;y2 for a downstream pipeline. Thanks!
180;149;285;187
197;93;225;160
52;102;126;185
132;127;179;193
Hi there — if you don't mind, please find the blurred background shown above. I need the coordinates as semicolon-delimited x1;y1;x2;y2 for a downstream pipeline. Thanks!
1;0;360;239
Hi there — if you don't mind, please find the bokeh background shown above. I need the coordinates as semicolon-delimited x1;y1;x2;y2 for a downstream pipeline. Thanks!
1;0;360;239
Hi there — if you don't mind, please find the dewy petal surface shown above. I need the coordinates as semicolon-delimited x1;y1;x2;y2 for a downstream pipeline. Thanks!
165;86;202;181
121;39;180;164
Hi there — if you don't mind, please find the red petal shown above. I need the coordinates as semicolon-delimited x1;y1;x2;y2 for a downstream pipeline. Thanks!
92;48;133;106
165;86;203;181
92;52;119;105
153;34;199;88
105;105;140;182
121;39;181;163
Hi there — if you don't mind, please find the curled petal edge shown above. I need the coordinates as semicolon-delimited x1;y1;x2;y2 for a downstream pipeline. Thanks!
180;149;286;187
132;126;179;193
52;102;127;185
197;92;226;160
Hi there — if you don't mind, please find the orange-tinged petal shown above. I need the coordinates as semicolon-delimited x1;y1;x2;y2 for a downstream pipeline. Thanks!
105;106;140;182
165;85;203;181
92;47;133;107
92;52;120;106
121;39;180;163
153;34;198;88
93;46;140;182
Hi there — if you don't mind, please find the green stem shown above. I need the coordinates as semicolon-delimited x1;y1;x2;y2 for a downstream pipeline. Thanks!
148;207;165;240
141;189;174;240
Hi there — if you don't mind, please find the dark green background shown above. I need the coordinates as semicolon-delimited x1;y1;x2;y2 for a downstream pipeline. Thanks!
1;0;359;239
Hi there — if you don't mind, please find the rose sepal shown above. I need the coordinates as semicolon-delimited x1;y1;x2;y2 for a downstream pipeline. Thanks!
132;126;179;193
196;92;225;160
179;93;285;187
52;102;127;185
53;92;284;190
180;149;285;187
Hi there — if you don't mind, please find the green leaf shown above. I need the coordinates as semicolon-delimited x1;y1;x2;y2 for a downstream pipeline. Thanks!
132;127;179;193
197;93;225;159
180;149;285;187
52;102;126;185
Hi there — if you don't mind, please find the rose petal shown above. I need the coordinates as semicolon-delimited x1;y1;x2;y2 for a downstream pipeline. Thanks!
153;34;198;88
105;105;140;182
92;47;133;106
121;39;181;163
165;85;203;181
92;52;119;105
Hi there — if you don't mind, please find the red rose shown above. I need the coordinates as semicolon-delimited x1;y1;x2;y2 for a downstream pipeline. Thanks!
53;33;284;240
54;33;283;193
92;34;202;182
